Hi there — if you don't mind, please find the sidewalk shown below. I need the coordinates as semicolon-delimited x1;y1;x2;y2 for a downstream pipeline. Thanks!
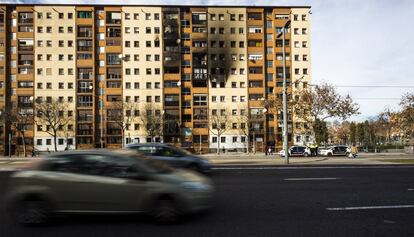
0;153;413;169
203;153;414;166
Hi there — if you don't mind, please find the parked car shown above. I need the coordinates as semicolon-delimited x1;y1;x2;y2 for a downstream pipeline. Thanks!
279;145;311;157
6;150;214;225
126;143;212;174
319;145;351;156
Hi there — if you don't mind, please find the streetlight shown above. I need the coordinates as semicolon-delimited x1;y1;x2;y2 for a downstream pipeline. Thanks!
89;85;104;148
277;20;291;164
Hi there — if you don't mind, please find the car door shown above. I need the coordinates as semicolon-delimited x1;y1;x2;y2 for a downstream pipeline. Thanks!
297;147;305;156
85;154;156;212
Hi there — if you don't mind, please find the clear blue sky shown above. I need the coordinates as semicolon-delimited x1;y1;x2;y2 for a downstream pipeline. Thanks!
13;0;414;120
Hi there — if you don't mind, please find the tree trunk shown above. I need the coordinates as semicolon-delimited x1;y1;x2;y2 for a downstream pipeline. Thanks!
21;131;26;157
217;134;220;155
53;132;58;152
121;129;125;148
246;135;250;154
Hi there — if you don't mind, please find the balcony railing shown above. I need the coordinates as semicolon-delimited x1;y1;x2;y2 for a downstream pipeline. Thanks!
77;31;93;38
78;73;93;80
18;60;33;66
77;115;93;122
18;45;33;51
18;18;33;24
77;46;93;52
78;101;93;107
77;129;93;135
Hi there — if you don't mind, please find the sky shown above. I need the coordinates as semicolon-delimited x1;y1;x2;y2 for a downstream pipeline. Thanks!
7;0;414;121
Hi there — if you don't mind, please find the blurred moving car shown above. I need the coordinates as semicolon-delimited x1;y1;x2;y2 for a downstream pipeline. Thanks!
279;145;311;157
126;143;212;174
319;145;351;156
6;150;214;225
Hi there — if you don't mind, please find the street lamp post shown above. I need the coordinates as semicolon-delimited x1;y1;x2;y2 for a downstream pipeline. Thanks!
278;20;291;164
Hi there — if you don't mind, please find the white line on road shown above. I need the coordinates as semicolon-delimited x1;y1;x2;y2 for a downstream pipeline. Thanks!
0;168;18;172
408;188;414;191
213;165;414;170
327;205;414;211
284;177;340;181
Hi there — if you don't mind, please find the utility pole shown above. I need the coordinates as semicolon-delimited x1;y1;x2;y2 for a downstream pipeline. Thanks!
279;20;291;164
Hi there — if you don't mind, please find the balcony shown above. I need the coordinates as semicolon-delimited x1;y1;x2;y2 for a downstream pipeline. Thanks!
77;46;93;52
106;39;121;46
18;17;34;25
77;115;93;122
106;12;122;25
77;31;92;38
18;60;33;67
77;73;93;80
18;45;33;52
77;129;93;135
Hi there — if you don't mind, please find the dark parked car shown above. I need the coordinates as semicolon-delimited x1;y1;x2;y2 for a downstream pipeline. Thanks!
319;145;351;156
126;143;212;174
278;145;311;157
6;150;214;225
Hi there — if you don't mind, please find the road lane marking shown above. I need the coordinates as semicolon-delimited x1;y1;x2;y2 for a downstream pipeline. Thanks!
284;177;339;181
213;165;414;170
327;205;414;211
408;188;414;191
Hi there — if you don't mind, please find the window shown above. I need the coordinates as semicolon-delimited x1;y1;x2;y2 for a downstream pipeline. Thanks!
210;14;216;21
134;13;139;20
212;137;217;143
219;14;224;21
220;96;225;102
221;137;226;143
230;14;236;21
302;14;307;21
146;68;151;75
154;13;160;20
302;28;307;35
77;11;92;19
232;136;237;142
145;13;151;20
302;41;308;48
303;68;308;75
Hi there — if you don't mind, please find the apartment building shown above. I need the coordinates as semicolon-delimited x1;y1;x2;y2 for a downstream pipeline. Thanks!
0;4;311;155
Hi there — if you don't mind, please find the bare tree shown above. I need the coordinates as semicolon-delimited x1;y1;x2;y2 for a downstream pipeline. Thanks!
35;99;74;152
4;108;34;157
108;100;139;148
140;103;164;142
235;104;251;153
294;83;359;144
209;105;231;154
399;93;414;144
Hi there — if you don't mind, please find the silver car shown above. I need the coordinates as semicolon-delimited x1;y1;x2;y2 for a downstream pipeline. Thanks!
126;143;212;174
6;150;214;225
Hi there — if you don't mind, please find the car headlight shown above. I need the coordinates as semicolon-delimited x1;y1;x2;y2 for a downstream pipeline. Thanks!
181;182;211;191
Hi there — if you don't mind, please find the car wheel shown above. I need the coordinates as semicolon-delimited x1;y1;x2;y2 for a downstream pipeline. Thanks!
152;198;180;224
303;153;309;157
345;152;350;157
10;198;52;226
327;152;332;156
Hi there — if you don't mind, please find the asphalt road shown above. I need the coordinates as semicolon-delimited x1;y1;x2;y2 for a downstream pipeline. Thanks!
1;166;414;237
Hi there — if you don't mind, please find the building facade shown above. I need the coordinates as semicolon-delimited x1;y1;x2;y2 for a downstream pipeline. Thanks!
0;4;311;155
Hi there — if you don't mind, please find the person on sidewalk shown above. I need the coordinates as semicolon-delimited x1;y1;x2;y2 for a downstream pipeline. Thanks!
268;147;272;156
350;144;358;158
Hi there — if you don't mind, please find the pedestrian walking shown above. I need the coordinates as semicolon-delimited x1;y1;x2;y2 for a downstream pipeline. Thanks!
350;144;358;158
268;147;272;156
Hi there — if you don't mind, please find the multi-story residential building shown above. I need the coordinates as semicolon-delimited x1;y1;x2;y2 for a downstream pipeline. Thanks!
0;4;311;155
